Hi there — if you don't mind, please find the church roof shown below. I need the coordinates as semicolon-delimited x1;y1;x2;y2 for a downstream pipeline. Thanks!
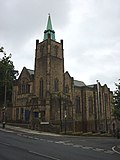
27;69;34;75
87;84;96;88
74;80;86;87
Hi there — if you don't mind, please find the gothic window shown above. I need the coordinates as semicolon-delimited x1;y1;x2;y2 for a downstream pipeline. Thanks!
25;110;30;121
40;78;44;98
75;96;81;113
18;84;21;94
16;108;19;120
20;82;30;94
65;85;69;93
26;84;30;93
41;111;45;121
104;93;108;114
88;96;93;114
20;108;23;120
21;82;26;94
104;94;108;107
54;78;59;92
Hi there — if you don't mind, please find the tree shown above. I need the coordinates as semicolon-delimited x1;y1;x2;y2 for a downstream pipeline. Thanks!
0;47;18;107
113;80;120;120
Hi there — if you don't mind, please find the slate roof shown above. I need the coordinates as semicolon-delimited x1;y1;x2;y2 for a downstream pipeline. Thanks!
87;84;95;88
74;80;86;87
27;69;34;75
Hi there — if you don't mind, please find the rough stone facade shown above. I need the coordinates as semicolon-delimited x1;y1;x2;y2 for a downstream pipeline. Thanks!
11;15;113;133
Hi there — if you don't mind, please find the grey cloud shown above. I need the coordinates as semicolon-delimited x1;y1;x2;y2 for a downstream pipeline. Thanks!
0;0;120;91
0;0;71;71
63;0;120;91
0;0;70;45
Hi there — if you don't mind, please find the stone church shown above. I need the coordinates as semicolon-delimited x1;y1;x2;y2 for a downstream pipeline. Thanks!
12;15;113;133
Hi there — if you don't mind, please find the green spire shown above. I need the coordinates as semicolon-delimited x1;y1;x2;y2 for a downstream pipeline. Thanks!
44;14;55;41
47;14;53;30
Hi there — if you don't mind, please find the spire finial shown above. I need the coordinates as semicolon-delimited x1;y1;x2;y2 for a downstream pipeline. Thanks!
43;14;56;41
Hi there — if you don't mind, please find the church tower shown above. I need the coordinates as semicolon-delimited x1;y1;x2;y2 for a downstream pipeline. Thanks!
34;15;64;121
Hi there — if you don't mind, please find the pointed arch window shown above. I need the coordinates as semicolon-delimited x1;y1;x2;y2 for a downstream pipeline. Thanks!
18;84;21;94
20;82;30;94
40;78;44;98
88;96;93;114
75;96;81;113
104;93;108;116
104;94;108;106
65;85;69;93
54;78;59;92
21;82;26;94
26;84;30;93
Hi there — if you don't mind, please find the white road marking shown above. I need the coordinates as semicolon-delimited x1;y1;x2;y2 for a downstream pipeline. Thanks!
63;143;73;146
47;140;53;143
81;146;93;149
40;138;46;141
55;141;64;144
73;144;82;148
112;146;120;155
28;136;33;139
0;141;10;146
55;141;69;144
93;148;104;152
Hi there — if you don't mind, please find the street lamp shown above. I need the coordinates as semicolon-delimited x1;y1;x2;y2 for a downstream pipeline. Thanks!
64;110;67;134
96;80;100;132
63;97;67;134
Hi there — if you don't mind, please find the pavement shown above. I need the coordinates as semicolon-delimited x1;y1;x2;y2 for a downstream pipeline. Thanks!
0;123;120;155
0;123;61;137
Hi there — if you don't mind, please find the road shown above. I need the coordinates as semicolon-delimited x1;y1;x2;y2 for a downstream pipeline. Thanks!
0;129;120;160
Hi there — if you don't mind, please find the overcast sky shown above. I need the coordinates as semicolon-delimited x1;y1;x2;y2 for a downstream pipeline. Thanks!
0;0;120;91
